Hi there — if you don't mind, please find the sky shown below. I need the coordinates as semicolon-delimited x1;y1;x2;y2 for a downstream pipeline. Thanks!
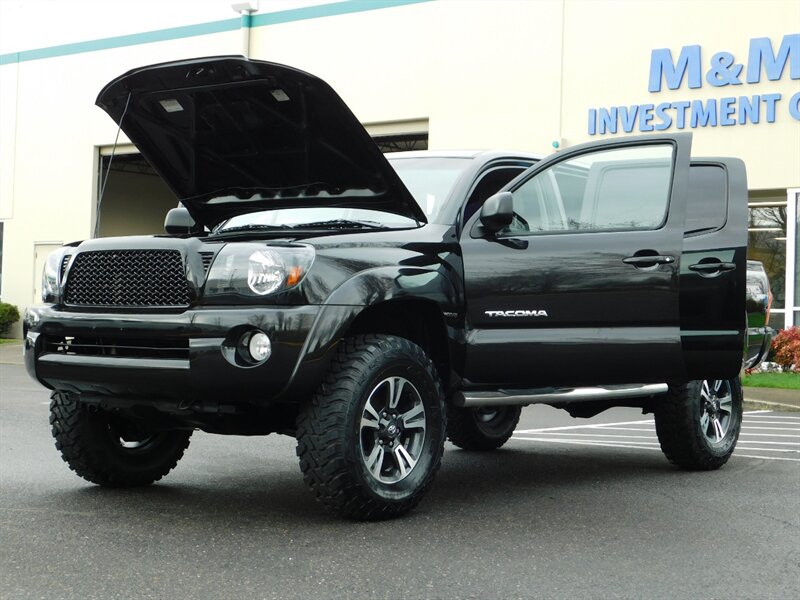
0;0;343;55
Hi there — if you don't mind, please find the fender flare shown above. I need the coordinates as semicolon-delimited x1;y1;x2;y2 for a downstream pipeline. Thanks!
276;266;461;400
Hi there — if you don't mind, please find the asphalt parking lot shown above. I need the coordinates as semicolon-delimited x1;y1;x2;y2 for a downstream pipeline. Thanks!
2;362;798;600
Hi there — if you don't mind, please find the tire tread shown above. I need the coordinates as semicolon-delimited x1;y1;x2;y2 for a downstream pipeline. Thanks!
296;335;446;520
50;392;191;487
654;380;742;471
447;405;521;451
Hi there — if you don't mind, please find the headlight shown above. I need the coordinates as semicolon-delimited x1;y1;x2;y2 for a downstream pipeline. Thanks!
247;250;285;296
204;243;314;298
41;247;70;303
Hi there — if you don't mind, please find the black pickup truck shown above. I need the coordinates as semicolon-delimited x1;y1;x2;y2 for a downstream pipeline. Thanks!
24;57;755;520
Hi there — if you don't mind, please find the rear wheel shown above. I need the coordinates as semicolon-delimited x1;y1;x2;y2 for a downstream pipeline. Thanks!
447;405;522;450
50;392;192;486
654;378;742;470
296;335;446;520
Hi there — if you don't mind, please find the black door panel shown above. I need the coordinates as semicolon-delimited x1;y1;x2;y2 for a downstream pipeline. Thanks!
462;230;684;385
461;134;693;387
680;160;748;379
465;327;683;387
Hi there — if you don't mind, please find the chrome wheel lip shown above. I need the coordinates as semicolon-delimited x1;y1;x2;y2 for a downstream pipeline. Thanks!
359;376;427;484
699;379;734;445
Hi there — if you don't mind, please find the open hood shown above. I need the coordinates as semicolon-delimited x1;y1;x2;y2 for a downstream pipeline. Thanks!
96;56;426;226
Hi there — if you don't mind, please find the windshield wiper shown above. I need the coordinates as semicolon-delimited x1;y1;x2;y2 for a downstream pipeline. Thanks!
214;224;286;234
290;219;387;230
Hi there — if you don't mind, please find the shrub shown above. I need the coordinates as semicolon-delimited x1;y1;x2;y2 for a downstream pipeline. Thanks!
771;326;800;371
0;302;20;336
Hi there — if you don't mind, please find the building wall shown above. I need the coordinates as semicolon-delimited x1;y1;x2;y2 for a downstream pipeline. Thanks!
0;28;240;332
251;1;565;152
0;0;798;336
561;1;800;190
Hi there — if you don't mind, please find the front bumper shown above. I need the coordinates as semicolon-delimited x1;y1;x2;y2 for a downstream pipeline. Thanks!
24;304;321;405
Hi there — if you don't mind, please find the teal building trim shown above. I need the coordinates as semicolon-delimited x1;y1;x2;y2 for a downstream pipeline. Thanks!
0;0;434;66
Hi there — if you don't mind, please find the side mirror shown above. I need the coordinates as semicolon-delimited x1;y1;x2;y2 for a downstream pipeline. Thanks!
479;192;514;234
164;207;196;235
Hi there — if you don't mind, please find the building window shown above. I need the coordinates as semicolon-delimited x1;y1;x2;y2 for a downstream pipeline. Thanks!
748;205;786;305
747;190;798;329
747;192;788;331
792;190;800;327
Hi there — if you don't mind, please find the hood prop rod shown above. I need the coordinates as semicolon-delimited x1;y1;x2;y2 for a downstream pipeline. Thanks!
94;91;131;238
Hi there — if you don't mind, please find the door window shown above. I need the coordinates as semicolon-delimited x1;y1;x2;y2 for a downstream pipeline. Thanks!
685;165;727;235
504;145;674;235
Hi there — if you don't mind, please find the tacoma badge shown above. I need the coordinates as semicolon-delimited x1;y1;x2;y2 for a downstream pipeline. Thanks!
485;310;549;317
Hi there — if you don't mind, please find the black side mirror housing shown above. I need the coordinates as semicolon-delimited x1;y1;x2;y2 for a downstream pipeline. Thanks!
479;192;514;234
164;207;197;235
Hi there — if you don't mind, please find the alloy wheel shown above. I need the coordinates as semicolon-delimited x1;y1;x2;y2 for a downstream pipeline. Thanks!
699;379;734;445
359;376;427;484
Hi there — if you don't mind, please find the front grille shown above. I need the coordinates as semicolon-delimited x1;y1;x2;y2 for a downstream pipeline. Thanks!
44;335;190;360
64;250;191;307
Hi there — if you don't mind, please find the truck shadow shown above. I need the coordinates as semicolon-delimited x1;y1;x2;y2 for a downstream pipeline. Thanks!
58;443;693;527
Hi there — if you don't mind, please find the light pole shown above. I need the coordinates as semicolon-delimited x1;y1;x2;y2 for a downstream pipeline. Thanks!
231;1;259;58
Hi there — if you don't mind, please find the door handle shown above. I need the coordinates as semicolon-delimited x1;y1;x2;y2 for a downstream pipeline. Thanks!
622;255;675;267
688;262;736;273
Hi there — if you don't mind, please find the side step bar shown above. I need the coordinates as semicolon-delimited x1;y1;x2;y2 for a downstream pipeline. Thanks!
453;384;668;408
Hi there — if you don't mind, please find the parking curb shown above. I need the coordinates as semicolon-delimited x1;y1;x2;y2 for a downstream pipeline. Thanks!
743;399;800;412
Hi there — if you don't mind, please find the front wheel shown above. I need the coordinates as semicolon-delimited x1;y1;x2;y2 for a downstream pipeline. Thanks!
296;335;446;520
447;405;522;451
50;392;192;486
654;378;743;470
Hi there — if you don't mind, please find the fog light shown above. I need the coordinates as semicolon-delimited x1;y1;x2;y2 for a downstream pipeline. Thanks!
247;331;271;362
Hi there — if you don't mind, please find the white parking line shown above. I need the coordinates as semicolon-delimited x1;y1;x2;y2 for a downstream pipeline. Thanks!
511;410;800;462
740;433;799;438
734;440;799;445
738;421;800;425
730;454;800;462
515;419;654;434
527;431;799;445
530;432;656;439
510;436;661;451
735;447;800;453
744;413;800;418
740;426;800;431
592;427;656;432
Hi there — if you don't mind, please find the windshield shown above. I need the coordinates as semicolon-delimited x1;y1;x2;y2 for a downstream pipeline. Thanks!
387;157;472;222
214;156;474;232
215;207;416;232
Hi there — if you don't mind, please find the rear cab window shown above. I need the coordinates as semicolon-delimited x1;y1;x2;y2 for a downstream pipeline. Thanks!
685;164;727;236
